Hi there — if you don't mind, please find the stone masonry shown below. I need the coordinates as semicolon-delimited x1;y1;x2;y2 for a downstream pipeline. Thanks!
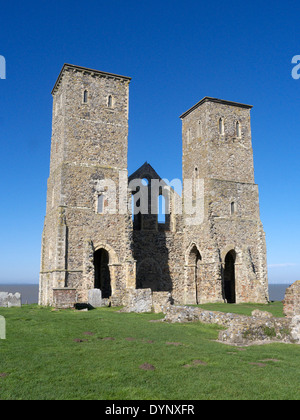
39;64;269;307
283;280;300;317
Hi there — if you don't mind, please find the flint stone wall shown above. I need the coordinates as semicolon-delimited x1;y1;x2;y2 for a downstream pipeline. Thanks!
110;289;173;313
119;288;153;313
283;280;300;318
152;291;173;313
162;305;299;345
0;292;21;308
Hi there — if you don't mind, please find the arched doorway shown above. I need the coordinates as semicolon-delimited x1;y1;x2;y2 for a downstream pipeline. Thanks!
93;248;112;298
187;245;202;304
224;250;236;303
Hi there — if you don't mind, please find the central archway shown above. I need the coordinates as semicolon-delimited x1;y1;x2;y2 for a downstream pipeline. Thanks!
93;248;112;298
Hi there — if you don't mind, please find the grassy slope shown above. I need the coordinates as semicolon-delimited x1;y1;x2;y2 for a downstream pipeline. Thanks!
0;303;299;400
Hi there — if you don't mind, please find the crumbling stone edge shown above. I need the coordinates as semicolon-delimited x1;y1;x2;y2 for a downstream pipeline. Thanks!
161;305;300;346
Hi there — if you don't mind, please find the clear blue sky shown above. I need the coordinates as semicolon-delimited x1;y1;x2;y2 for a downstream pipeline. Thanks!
0;0;299;284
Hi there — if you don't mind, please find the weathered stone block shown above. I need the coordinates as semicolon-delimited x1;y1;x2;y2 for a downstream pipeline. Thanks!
121;288;152;313
251;309;273;319
110;290;125;307
53;288;77;309
0;292;21;308
290;315;300;342
0;292;6;307
88;288;103;307
152;291;173;313
0;315;5;339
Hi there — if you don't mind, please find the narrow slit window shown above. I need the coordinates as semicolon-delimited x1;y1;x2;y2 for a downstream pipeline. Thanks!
97;194;104;214
187;128;191;144
51;188;55;208
197;120;202;137
108;95;113;108
83;90;88;103
236;121;241;137
231;201;235;215
219;118;224;135
131;195;135;221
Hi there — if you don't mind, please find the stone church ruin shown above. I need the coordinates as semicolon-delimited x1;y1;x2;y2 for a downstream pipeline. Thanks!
39;63;269;309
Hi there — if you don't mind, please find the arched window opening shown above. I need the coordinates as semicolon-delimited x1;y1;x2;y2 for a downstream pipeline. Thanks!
188;245;201;265
158;194;166;224
108;95;113;108
83;90;88;103
132;193;142;229
93;248;111;298
236;121;241;137
223;250;236;303
97;194;104;214
219;118;224;135
187;245;202;304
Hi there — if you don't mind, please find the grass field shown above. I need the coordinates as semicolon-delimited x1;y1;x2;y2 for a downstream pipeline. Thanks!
0;303;299;400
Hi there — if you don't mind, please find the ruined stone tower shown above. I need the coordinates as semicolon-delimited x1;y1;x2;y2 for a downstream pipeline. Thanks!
39;64;135;306
39;64;268;307
180;97;268;304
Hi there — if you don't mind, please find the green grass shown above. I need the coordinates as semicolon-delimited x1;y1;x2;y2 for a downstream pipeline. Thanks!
0;303;299;400
194;301;285;318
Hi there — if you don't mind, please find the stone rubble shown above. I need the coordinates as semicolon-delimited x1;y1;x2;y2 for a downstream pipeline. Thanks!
161;304;299;345
0;292;21;308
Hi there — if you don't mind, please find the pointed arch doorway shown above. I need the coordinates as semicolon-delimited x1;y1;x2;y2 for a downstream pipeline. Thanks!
223;250;236;303
93;248;112;299
186;245;202;304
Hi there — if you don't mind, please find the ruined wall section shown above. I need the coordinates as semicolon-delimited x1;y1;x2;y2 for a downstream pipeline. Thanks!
128;163;185;299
